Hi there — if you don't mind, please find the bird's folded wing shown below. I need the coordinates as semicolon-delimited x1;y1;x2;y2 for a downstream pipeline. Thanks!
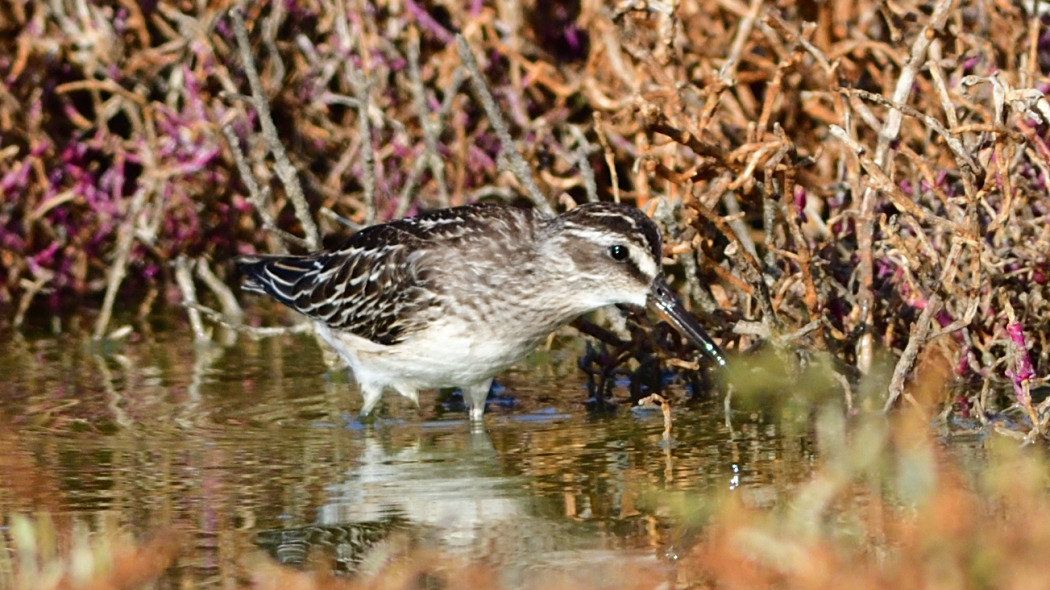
238;238;428;346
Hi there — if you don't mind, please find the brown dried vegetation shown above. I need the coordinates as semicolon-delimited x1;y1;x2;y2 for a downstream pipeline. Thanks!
5;0;1050;587
3;0;1049;430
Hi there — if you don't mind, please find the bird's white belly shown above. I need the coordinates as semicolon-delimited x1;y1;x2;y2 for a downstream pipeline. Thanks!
315;318;547;393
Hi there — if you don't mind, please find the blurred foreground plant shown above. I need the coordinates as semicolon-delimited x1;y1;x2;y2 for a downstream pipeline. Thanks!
4;350;1050;589
4;0;1050;437
236;356;1050;588
0;513;181;590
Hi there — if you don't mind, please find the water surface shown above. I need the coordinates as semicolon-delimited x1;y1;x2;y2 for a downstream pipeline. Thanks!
0;325;814;586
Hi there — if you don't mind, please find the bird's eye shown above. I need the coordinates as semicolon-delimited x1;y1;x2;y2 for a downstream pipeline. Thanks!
609;245;629;261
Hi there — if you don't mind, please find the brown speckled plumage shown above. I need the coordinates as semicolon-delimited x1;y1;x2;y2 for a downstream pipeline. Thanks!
237;202;724;420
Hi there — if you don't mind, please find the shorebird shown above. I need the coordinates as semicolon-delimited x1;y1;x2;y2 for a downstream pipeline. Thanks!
237;202;726;420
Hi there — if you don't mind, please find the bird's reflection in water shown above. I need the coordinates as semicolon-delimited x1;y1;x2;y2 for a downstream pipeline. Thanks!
254;428;530;574
255;424;667;582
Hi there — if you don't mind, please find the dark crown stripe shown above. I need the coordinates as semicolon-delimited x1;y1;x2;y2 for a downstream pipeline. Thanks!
561;203;663;262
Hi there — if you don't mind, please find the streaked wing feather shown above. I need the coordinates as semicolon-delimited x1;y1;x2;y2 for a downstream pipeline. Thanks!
238;203;537;345
238;242;427;345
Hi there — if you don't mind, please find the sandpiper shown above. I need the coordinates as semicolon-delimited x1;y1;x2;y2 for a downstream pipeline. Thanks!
237;202;726;420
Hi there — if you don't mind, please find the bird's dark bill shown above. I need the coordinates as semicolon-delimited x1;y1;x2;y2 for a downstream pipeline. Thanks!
649;277;727;367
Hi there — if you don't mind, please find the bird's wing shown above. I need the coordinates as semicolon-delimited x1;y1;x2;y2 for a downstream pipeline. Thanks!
238;225;431;346
238;204;538;345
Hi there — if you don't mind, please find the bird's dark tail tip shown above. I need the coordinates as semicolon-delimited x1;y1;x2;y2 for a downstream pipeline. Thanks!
234;254;318;309
234;256;270;294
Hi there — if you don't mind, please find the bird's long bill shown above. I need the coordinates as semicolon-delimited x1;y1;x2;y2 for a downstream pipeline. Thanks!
649;276;727;368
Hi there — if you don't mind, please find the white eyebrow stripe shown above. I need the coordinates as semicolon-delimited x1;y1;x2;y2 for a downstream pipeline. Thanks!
559;225;661;281
628;243;659;280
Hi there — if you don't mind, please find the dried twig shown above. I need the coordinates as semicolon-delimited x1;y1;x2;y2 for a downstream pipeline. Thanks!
720;0;764;83
173;256;207;344
848;0;955;375
568;125;599;203
347;65;377;225
188;302;313;338
93;181;154;341
195;257;243;324
229;6;319;250
689;186;781;333
884;293;943;413
638;393;673;441
221;124;306;252
455;34;554;216
405;28;451;209
396;61;467;217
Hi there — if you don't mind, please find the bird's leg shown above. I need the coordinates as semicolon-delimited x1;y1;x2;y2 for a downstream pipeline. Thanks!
464;379;493;421
394;386;420;407
359;383;384;417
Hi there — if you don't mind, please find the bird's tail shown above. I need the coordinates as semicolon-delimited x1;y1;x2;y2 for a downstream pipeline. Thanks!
235;254;318;308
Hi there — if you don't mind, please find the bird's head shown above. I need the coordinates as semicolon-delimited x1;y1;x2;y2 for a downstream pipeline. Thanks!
544;202;726;367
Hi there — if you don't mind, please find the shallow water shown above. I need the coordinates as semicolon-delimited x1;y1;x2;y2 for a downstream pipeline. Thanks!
0;324;816;586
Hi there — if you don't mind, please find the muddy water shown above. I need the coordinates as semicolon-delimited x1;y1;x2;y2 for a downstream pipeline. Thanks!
0;325;814;586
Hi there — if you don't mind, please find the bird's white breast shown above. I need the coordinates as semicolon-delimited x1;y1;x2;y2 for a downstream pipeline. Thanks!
318;313;548;393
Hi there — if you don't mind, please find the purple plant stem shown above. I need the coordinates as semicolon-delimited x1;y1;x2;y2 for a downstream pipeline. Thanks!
1006;322;1035;408
404;0;454;44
